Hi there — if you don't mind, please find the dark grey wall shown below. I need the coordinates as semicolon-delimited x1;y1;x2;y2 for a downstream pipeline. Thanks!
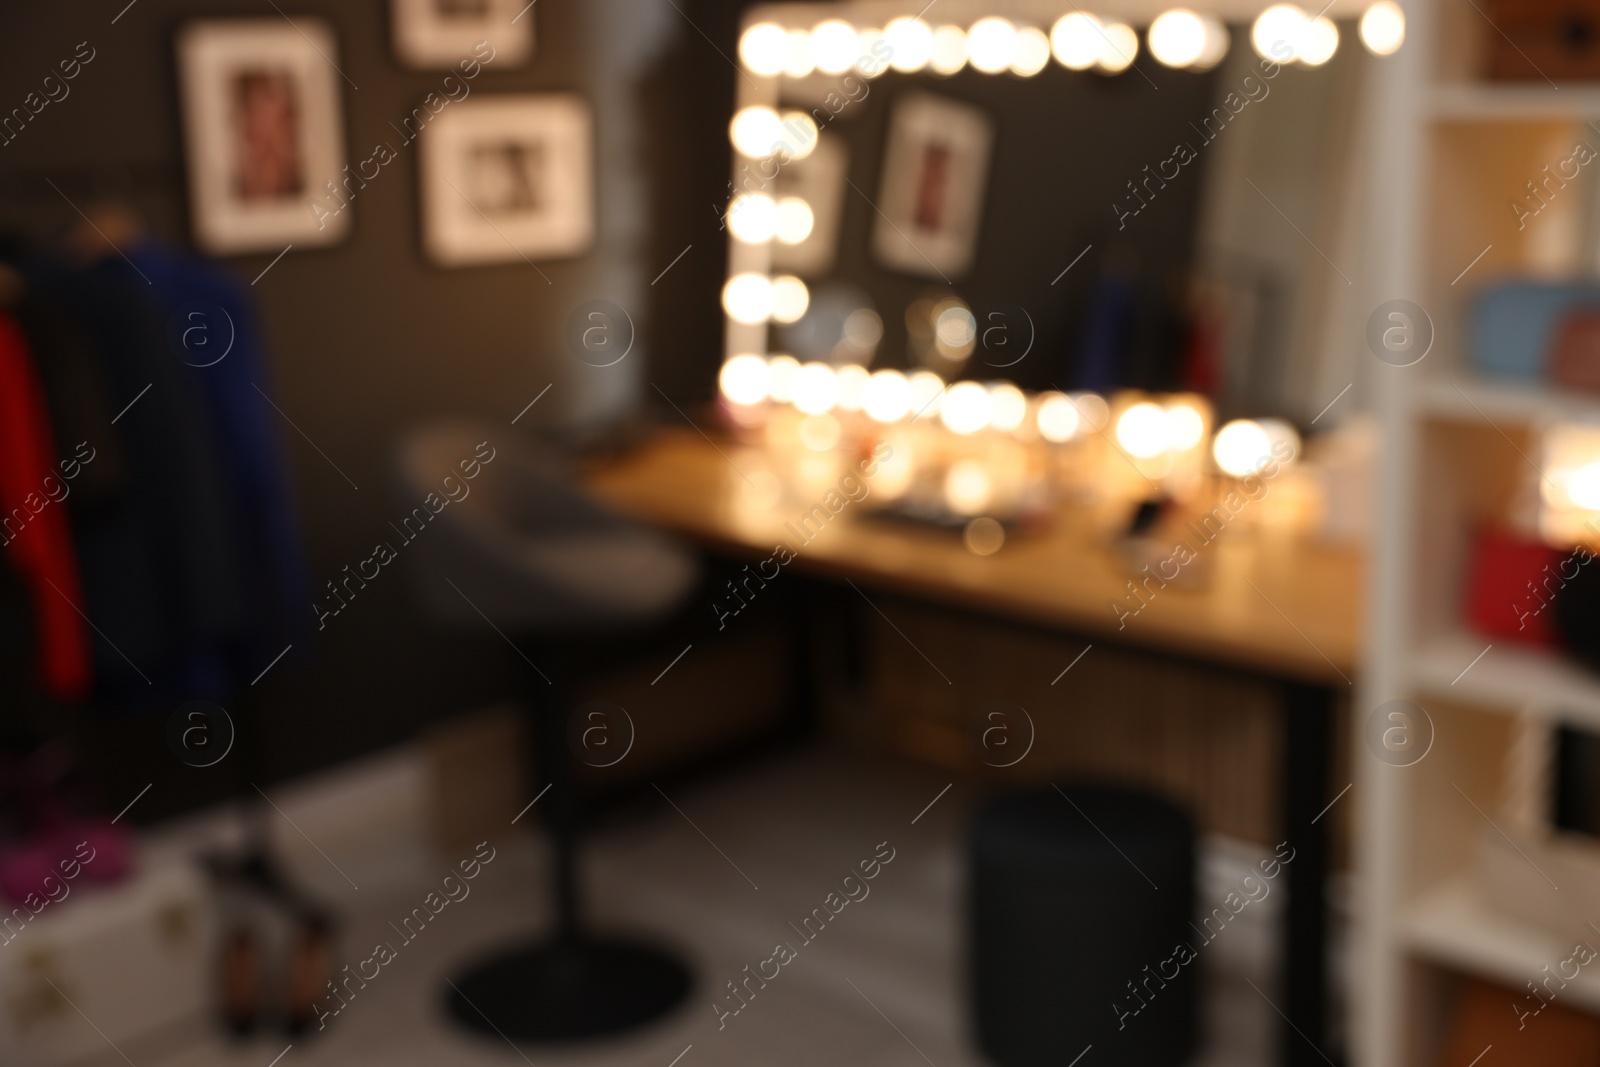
0;0;742;819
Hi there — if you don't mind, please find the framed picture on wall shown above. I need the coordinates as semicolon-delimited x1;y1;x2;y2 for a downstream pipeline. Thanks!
176;19;350;255
871;91;993;279
419;94;593;267
391;0;533;69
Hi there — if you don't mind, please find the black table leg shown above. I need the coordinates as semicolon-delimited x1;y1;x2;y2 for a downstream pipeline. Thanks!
1281;681;1337;1066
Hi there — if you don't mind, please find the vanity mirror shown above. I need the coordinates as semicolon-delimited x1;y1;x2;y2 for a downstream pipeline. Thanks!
718;0;1398;422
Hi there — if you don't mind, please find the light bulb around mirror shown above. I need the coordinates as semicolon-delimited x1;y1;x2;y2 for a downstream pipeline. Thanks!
722;273;774;324
792;361;840;414
1037;392;1081;442
739;22;790;75
930;24;969;73
1096;22;1139;72
864;369;912;422
811;19;859;74
836;364;870;412
1359;0;1405;54
908;370;946;419
785;29;816;76
886;17;935;72
727;193;779;243
967;17;1019;73
1116;402;1170;458
1212;419;1272;476
940;381;992;435
771;275;811;324
1011;27;1052;75
1299;16;1339;66
987;383;1028;432
767;355;800;403
1252;3;1307;61
775;197;815;244
1051;12;1102;70
729;106;782;158
719;354;772;406
1149;9;1208;68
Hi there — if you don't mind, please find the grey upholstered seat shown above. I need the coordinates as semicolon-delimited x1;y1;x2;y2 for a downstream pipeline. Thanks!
394;420;697;633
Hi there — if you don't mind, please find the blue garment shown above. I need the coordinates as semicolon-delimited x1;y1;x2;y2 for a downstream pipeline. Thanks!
126;239;312;690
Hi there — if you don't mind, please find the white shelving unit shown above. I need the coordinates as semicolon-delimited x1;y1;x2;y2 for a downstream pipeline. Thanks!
1360;4;1600;1064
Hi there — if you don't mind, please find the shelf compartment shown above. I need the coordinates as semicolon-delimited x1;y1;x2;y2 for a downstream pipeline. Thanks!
1411;629;1600;729
1413;377;1600;428
1402;879;1600;1014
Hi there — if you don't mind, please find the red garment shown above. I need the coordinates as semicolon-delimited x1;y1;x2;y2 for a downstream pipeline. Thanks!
0;311;90;699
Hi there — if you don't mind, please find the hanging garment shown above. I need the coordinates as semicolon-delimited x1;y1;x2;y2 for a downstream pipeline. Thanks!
39;254;250;706
127;238;311;678
0;310;91;700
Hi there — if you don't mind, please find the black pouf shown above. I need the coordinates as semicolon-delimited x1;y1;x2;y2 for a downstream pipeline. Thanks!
969;785;1197;1067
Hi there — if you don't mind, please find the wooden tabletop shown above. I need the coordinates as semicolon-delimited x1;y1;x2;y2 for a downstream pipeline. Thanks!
585;428;1362;686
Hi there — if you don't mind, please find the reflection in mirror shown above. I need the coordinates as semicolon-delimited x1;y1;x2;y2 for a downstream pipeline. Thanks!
718;1;1395;543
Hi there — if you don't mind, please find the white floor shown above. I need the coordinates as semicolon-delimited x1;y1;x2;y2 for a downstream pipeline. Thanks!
96;749;1326;1067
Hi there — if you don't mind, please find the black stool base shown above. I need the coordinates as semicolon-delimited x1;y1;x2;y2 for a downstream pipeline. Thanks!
446;937;692;1042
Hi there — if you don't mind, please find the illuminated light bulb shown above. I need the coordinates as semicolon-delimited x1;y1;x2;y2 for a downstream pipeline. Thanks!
1116;401;1171;457
886;17;935;72
785;29;816;76
739;22;790;75
771;275;810;324
729;106;783;158
1011;27;1052;75
857;27;889;77
1212;419;1272;476
940;381;992;434
722;273;774;323
1051;12;1102;70
719;354;772;406
1252;3;1307;61
864;369;912;422
1072;392;1111;431
1260;418;1301;461
930;24;968;73
1165;402;1206;451
1149;9;1208;68
727;193;779;243
1096;22;1139;72
964;516;1006;555
967;17;1019;73
1037;391;1082;442
1299;15;1339;65
1570;463;1600;510
792;361;840;414
1360;0;1405;55
777;111;819;160
767;355;800;402
945;460;993;514
987;383;1028;432
909;370;946;418
1195;16;1230;69
836;364;869;411
811;19;859;74
775;197;815;244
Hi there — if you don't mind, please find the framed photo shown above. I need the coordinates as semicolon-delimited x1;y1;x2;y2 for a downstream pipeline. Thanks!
419;94;593;267
391;0;532;69
772;132;849;278
871;91;993;279
176;19;350;255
